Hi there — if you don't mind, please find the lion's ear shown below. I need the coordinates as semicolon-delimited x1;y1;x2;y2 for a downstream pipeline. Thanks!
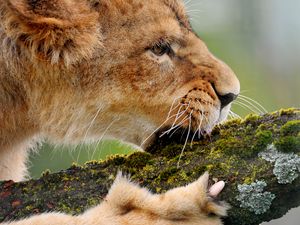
2;0;101;65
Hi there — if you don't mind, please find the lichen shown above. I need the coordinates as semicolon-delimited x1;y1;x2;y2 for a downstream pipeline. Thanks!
259;144;300;184
236;180;275;215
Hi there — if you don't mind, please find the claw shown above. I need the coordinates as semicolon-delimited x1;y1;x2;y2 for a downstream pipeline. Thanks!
197;172;226;197
209;181;225;197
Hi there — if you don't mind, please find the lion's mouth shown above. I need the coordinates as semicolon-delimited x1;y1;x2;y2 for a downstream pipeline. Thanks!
142;88;234;149
141;94;232;150
160;88;223;136
156;109;223;146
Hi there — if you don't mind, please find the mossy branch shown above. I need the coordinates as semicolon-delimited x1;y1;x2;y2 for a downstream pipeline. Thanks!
0;108;299;225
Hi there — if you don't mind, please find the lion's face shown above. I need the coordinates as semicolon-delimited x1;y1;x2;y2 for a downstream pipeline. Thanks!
1;0;239;148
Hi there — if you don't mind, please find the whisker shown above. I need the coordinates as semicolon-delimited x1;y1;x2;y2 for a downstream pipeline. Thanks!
169;120;188;137
140;96;183;146
234;100;261;114
190;125;200;148
162;107;190;136
228;112;234;119
184;0;203;10
77;106;102;162
237;97;263;114
160;114;190;138
169;101;191;128
198;111;204;138
168;115;192;138
238;94;268;113
196;99;210;125
187;9;203;14
140;113;179;147
228;111;235;119
177;110;193;168
195;101;205;139
184;0;199;8
167;96;182;118
90;139;102;160
184;0;193;3
232;101;252;112
196;100;205;123
183;0;193;6
90;118;118;160
193;107;204;143
189;15;202;23
229;110;242;119
83;107;102;142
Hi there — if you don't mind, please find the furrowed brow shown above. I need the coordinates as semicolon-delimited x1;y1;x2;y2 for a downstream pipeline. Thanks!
164;0;192;31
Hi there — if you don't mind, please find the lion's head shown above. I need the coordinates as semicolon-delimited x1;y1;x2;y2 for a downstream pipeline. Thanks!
0;0;239;148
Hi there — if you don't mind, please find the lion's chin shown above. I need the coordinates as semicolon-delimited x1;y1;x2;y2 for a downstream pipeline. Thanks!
217;104;232;124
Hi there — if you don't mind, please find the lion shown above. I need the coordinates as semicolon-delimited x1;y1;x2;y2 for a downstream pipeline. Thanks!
0;0;239;224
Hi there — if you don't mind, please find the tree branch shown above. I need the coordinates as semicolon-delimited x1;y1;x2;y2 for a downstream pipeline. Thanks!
0;108;299;225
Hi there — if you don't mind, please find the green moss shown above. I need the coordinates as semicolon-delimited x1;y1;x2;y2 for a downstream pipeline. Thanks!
125;152;153;168
241;163;269;185
213;121;275;159
243;114;260;123
280;120;300;136
274;136;300;153
222;118;242;127
279;108;298;116
158;166;180;181
205;164;214;171
243;177;254;184
252;130;273;153
142;164;156;173
25;205;34;211
160;144;184;157
166;170;190;184
87;198;100;207
84;160;102;166
199;159;235;175
214;137;242;156
207;147;223;160
105;154;127;166
41;169;51;177
256;130;272;140
57;203;73;214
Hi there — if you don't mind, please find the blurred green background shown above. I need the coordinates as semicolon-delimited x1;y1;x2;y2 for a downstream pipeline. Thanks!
29;1;299;224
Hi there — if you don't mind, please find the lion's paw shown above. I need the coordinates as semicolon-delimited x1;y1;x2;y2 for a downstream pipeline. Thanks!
105;172;229;225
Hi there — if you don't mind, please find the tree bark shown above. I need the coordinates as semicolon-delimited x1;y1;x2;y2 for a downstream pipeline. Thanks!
0;108;299;225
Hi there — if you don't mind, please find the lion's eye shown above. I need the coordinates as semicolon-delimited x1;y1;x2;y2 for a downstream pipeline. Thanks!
150;42;172;56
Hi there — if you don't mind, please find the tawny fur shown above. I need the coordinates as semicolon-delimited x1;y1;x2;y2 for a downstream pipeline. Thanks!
0;0;239;224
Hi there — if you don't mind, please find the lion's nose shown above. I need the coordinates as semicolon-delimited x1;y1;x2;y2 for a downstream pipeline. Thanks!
212;81;239;109
209;56;240;109
218;93;238;109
